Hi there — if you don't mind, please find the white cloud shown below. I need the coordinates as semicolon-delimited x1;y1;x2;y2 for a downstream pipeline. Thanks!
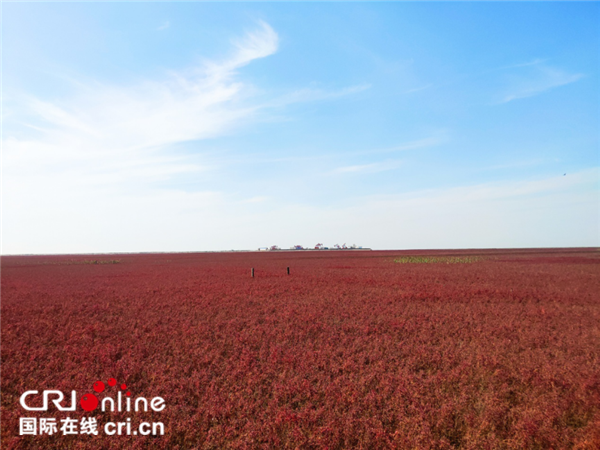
258;168;598;251
5;168;596;254
202;20;278;80
264;83;371;108
357;135;447;155
331;160;402;174
6;21;282;191
3;20;378;255
403;84;433;94
4;22;283;183
200;134;443;168
498;63;584;103
498;58;546;70
364;168;598;206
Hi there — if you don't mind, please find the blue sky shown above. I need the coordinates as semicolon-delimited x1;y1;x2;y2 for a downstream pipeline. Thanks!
3;2;599;253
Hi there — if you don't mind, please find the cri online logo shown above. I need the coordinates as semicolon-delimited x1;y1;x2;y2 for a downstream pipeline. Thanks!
20;378;165;412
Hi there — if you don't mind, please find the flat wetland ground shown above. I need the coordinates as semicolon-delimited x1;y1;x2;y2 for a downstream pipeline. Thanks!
2;248;599;449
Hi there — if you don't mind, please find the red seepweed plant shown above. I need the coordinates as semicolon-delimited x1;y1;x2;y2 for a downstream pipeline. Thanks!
2;248;599;449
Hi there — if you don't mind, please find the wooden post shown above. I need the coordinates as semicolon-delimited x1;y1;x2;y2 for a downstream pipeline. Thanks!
251;268;254;278
287;267;290;275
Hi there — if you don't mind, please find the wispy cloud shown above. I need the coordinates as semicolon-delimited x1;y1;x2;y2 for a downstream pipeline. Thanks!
5;21;286;192
200;134;445;167
385;168;598;205
356;135;447;156
201;20;278;81
403;84;433;94
9;21;282;173
497;58;546;70
423;59;583;106
3;20;376;254
498;62;584;104
331;160;402;174
264;83;371;109
325;167;599;249
479;158;553;171
157;21;170;31
5;18;369;183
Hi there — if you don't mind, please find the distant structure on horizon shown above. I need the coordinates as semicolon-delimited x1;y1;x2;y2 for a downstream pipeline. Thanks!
258;243;367;251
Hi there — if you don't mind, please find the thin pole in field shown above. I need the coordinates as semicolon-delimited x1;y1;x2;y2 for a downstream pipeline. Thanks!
251;268;254;278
